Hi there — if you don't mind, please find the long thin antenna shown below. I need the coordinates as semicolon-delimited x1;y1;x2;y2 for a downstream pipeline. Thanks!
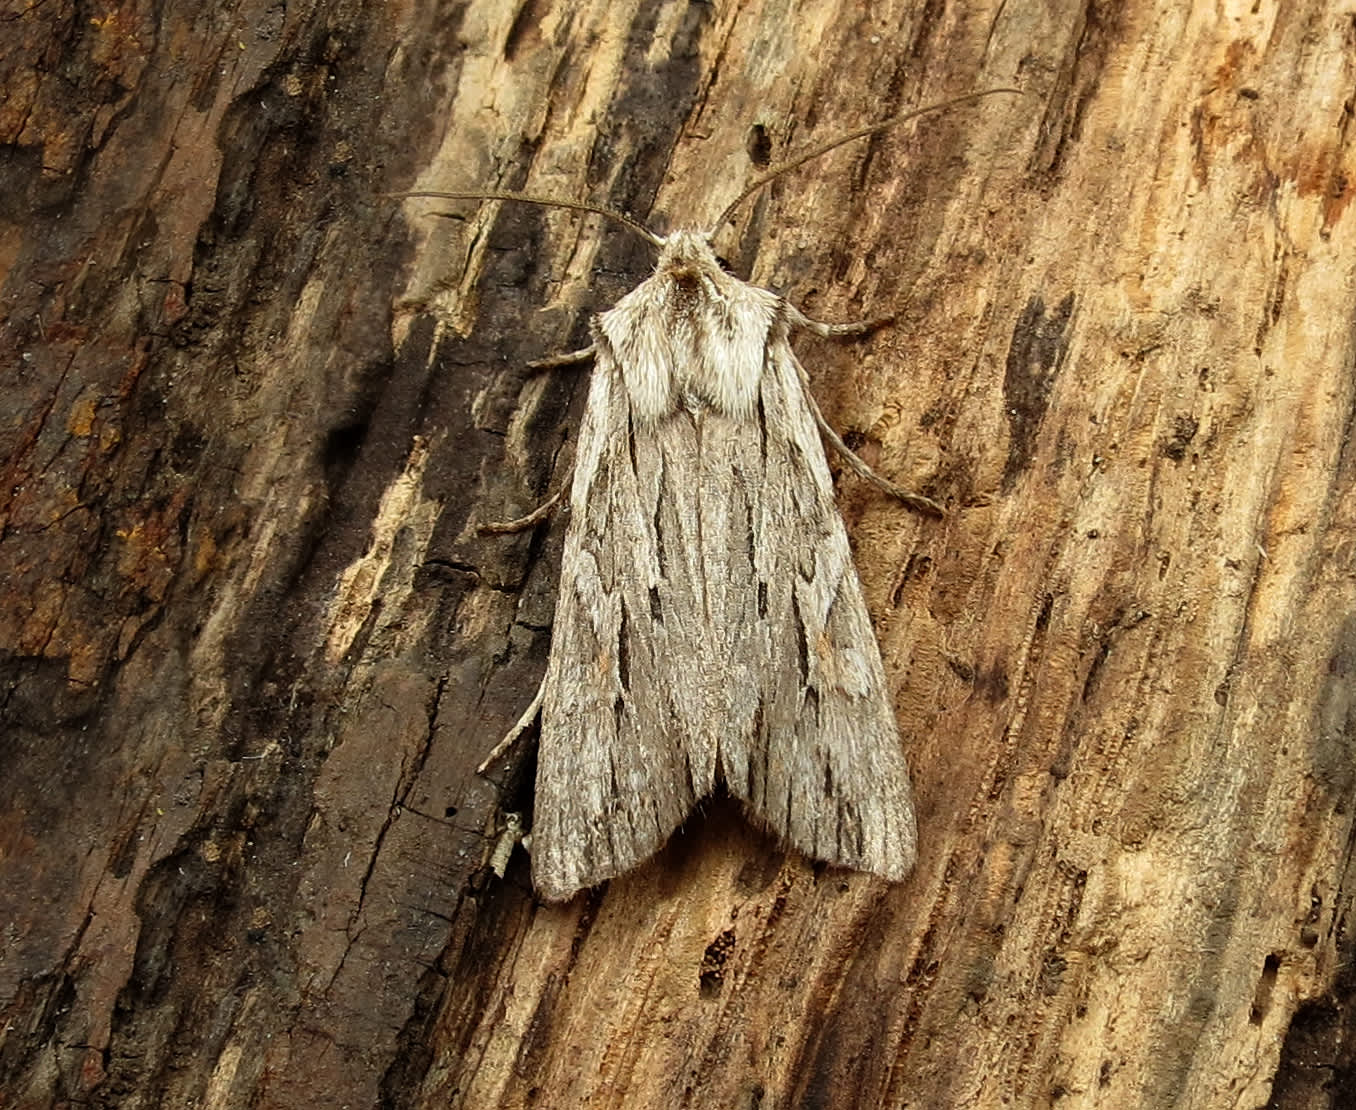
393;189;664;247
709;87;1024;235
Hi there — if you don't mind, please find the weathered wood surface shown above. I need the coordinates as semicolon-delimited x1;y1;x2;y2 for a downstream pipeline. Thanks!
2;0;1354;1107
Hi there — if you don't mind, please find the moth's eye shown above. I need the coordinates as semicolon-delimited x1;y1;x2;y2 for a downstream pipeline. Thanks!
715;255;734;273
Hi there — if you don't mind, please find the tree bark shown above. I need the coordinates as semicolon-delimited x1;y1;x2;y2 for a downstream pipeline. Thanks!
3;0;1354;1107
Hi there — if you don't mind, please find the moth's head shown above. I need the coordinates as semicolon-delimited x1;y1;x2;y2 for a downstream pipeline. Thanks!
648;230;746;307
653;229;722;277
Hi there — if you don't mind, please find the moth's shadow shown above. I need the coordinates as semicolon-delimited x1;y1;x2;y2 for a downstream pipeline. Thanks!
653;792;789;898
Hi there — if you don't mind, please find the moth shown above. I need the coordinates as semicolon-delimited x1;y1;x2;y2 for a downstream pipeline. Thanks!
405;90;1017;901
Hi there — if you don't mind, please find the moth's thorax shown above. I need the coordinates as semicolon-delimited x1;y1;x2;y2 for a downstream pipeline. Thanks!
597;229;782;422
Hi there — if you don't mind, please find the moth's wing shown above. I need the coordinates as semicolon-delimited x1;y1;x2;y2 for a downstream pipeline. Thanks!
531;343;718;902
719;328;918;879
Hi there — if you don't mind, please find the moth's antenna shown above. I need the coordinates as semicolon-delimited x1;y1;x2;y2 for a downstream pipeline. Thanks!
709;87;1024;235
393;189;665;248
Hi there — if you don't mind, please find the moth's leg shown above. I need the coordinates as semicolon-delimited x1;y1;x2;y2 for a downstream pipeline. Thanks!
787;304;944;518
477;673;546;775
478;480;569;534
528;344;596;370
477;345;592;531
785;304;891;338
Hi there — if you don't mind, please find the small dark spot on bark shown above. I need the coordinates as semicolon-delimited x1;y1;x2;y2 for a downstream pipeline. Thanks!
974;665;1010;702
109;827;139;879
169;424;207;471
794;600;810;684
1002;293;1075;490
746;124;772;167
946;656;976;683
617;605;631;691
1040;953;1068;995
1250;951;1281;1024
898;552;932;592
699;928;736;997
1161;415;1199;461
1035;594;1053;632
322;420;369;477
